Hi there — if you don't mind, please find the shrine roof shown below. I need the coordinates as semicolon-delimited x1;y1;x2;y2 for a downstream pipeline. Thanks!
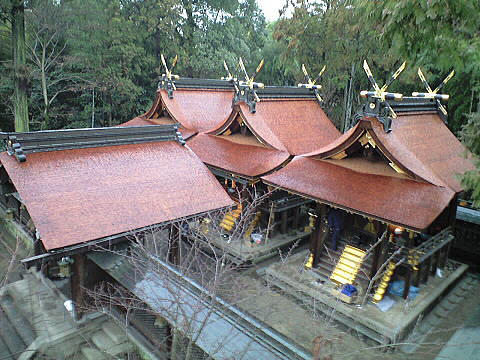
119;116;196;140
188;133;290;178
226;99;341;155
0;140;233;250
263;157;455;231
304;114;474;193
158;88;234;133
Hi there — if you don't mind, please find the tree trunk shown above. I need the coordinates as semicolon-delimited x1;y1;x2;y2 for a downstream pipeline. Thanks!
41;50;49;130
107;93;113;127
11;0;29;132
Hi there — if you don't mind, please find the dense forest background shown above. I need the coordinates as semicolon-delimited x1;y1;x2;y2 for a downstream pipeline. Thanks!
0;0;479;199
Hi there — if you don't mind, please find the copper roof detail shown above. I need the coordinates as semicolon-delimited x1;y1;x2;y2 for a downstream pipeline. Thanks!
372;112;474;192
119;116;196;140
0;142;233;250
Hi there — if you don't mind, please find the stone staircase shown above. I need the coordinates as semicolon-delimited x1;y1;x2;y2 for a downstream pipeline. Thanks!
0;273;134;360
0;293;35;360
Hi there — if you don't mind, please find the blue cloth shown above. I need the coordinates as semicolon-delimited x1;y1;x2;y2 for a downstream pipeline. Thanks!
341;284;357;296
328;209;345;251
388;280;419;300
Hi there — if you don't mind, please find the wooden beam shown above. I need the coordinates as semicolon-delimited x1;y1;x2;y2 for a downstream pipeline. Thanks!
403;266;412;299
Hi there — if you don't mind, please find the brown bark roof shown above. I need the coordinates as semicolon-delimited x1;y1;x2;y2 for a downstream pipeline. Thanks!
304;114;474;193
119;116;196;140
372;113;474;192
159;89;234;133
235;99;341;155
188;133;290;178
0;142;233;250
262;157;455;231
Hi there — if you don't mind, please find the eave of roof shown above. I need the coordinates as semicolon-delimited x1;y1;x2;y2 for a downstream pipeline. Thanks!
0;142;233;250
372;112;474;193
188;133;290;178
303;114;474;193
262;157;455;231
233;99;341;155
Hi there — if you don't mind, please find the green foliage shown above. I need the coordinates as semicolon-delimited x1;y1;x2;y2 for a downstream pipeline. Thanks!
0;0;267;130
459;112;480;207
269;0;385;127
0;0;478;136
361;0;480;132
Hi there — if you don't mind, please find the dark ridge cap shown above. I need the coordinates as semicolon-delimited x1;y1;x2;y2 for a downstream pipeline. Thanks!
161;77;236;90
1;124;183;163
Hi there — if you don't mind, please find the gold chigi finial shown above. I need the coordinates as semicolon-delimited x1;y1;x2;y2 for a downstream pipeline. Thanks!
298;64;326;102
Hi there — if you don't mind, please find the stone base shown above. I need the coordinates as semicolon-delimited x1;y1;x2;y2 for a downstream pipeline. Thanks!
264;249;470;346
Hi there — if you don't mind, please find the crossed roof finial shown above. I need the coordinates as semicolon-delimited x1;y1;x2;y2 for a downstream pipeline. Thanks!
360;60;406;119
412;68;454;116
298;64;326;103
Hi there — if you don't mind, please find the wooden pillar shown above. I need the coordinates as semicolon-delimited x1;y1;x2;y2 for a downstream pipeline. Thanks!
310;204;328;268
438;246;448;269
444;241;452;266
292;207;300;230
313;218;329;268
71;254;86;320
376;231;391;276
369;225;386;281
421;257;431;284
413;265;421;287
33;238;42;271
431;251;440;276
403;266;412;299
280;210;288;234
403;231;415;299
168;225;180;266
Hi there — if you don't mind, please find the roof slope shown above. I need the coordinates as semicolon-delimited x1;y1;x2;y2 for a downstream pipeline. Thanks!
372;113;474;192
263;157;455;231
236;99;341;155
160;89;234;133
303;114;474;193
188;134;290;178
0;142;233;250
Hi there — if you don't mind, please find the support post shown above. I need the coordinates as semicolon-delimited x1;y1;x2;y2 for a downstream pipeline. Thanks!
168;224;180;266
421;257;431;284
369;225;386;281
281;210;288;234
309;204;328;268
403;266;412;299
292;207;300;230
71;254;86;320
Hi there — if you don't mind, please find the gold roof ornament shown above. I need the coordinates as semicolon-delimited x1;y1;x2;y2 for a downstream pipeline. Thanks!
412;68;455;116
360;60;406;119
221;60;235;81
159;54;180;98
161;54;179;80
298;64;326;102
238;58;265;103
